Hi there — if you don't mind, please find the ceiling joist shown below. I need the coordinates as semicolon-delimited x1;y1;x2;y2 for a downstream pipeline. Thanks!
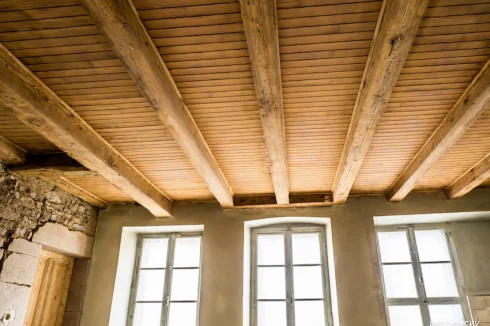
240;0;290;204
81;0;234;208
10;154;108;208
0;44;173;216
388;59;490;201
446;153;490;199
233;193;333;209
332;0;429;204
0;135;26;164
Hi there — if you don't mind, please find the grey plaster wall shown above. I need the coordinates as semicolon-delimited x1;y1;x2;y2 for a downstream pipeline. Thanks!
81;189;490;326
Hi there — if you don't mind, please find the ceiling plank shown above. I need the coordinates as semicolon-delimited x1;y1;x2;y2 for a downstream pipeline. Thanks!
0;135;26;164
0;44;173;217
332;0;429;204
388;60;490;201
81;0;234;207
239;0;289;204
446;153;490;199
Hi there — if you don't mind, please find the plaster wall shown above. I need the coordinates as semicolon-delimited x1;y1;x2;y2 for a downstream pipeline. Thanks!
82;189;490;326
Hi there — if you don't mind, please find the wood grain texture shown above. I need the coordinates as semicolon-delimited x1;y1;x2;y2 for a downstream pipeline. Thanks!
0;44;173;216
81;0;234;207
0;135;25;164
233;193;332;208
332;0;429;204
388;59;490;201
446;153;490;198
24;250;74;326
240;0;289;204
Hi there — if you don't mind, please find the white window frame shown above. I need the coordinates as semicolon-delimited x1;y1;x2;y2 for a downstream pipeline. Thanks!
376;224;471;326
250;224;334;326
126;232;203;326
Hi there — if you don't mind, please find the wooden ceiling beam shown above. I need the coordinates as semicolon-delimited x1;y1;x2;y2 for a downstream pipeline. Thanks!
388;60;490;201
239;0;289;204
81;0;234;208
232;193;332;209
0;135;26;164
10;154;108;208
446;153;490;199
0;44;173;216
332;0;429;204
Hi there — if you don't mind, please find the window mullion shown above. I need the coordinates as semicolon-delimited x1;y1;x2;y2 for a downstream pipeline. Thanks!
407;227;431;326
285;230;295;326
161;234;176;326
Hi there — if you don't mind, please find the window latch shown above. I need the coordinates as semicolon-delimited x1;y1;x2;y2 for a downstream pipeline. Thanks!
165;295;170;307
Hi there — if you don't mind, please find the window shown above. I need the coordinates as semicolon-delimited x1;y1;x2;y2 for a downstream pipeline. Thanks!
251;225;333;326
127;233;202;326
376;226;469;326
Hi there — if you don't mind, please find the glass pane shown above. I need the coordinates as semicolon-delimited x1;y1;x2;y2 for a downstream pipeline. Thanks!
294;300;326;326
174;237;201;268
140;238;168;268
168;302;197;326
415;230;451;262
292;233;321;265
382;264;418;298
257;234;285;266
170;269;199;301
388;305;423;326
257;267;286;299
133;303;161;326
293;266;324;299
377;232;411;263
257;301;287;326
422;263;458;297
136;269;165;301
429;304;464;323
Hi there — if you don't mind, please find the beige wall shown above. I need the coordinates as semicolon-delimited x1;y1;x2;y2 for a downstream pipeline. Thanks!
81;189;490;326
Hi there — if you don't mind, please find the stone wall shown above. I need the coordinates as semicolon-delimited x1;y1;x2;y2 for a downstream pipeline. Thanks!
0;164;98;326
0;165;98;249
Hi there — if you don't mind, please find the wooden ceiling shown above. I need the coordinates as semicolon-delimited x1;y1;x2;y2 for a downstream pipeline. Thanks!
0;0;489;216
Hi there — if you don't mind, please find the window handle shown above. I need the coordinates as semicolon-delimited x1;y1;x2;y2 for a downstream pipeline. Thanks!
165;295;170;307
418;275;424;286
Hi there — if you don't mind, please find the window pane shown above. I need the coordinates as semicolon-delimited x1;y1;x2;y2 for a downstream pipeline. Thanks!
257;267;286;299
168;302;197;326
293;266;324;299
170;269;199;301
377;232;411;263
295;300;326;326
382;264;418;298
429;304;464;323
136;269;165;301
292;233;321;265
133;303;161;326
415;230;451;262
257;301;287;326
422;263;458;297
257;234;285;266
388;305;423;326
140;238;168;268
174;237;201;268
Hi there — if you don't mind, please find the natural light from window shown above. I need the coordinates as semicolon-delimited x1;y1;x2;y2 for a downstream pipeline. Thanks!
377;227;467;326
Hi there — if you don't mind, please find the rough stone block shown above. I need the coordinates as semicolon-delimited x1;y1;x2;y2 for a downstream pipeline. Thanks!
0;253;38;286
0;281;31;326
32;223;94;258
8;239;41;257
